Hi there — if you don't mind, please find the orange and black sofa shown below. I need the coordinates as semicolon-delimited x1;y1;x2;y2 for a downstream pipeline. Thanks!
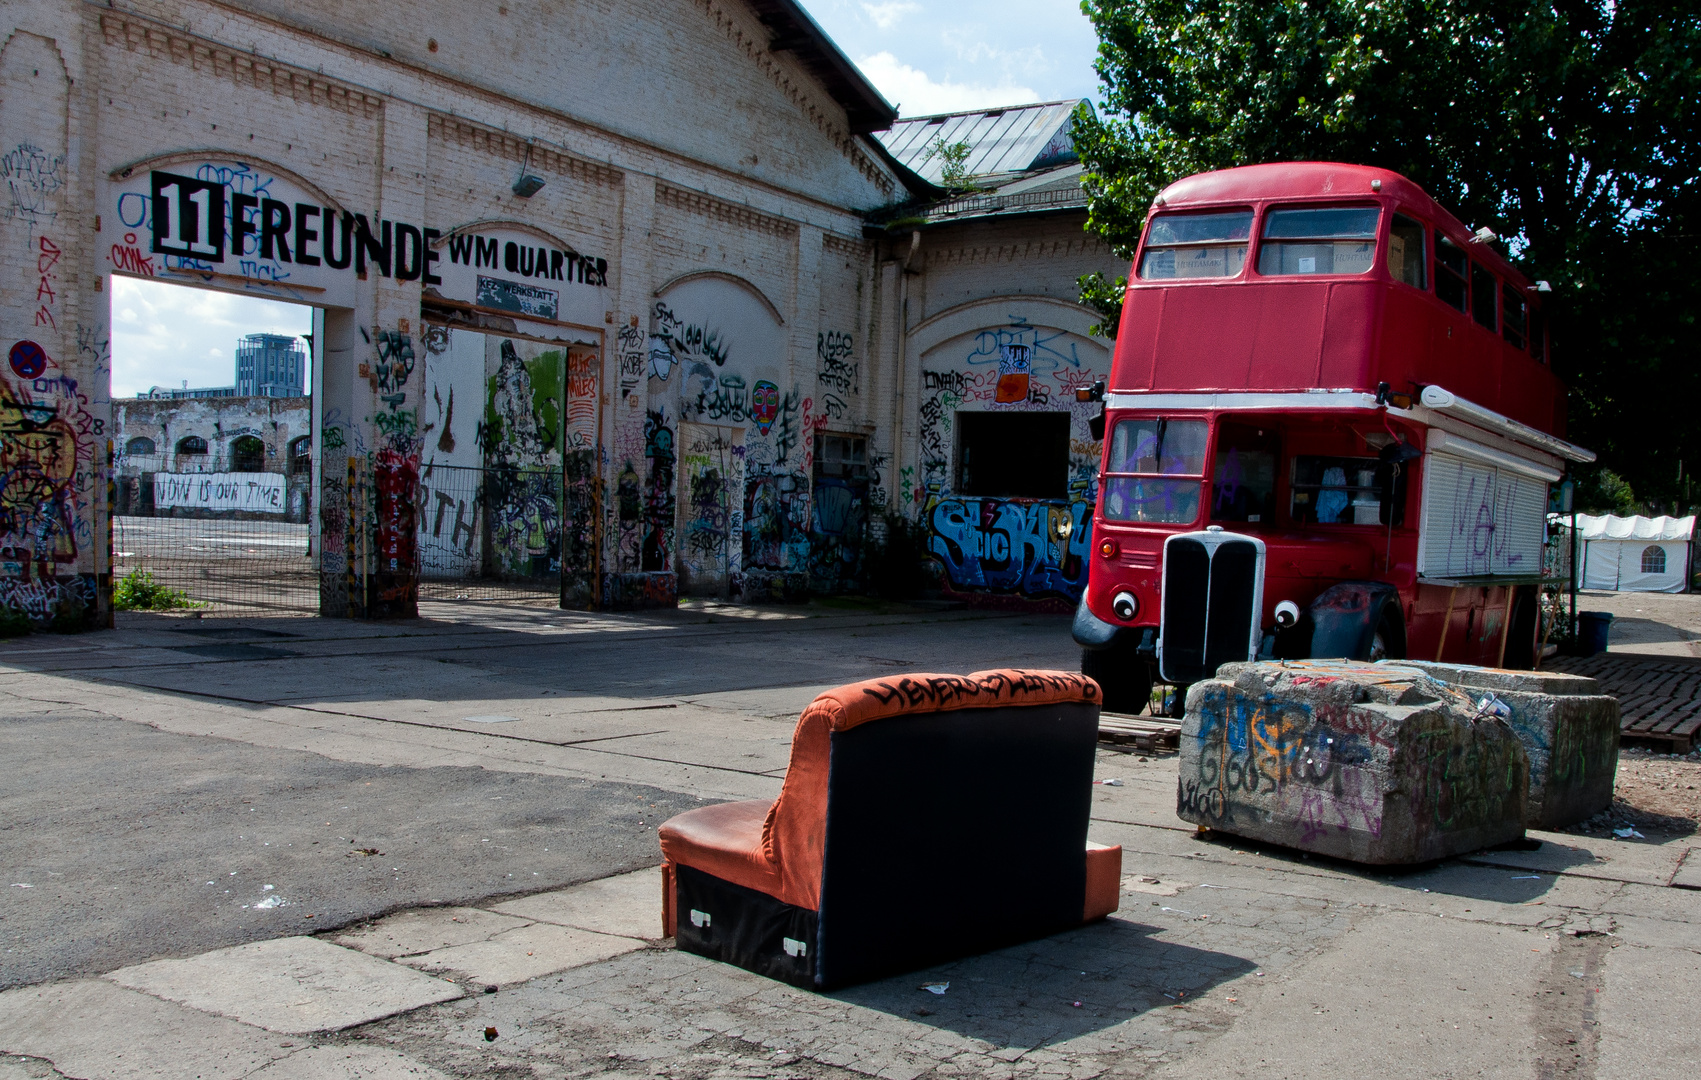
658;669;1122;990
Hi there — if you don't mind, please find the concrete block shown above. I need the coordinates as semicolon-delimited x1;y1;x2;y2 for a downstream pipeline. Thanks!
491;865;664;939
105;936;463;1034
1386;660;1620;829
1178;660;1529;864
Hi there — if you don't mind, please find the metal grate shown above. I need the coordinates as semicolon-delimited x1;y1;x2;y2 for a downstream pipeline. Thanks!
416;463;563;604
113;515;317;614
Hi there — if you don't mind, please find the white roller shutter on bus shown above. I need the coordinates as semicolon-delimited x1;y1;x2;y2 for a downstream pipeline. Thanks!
1417;433;1558;579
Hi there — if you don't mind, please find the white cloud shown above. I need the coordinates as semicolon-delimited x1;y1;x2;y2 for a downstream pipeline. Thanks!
860;1;919;30
109;276;313;398
854;51;1038;116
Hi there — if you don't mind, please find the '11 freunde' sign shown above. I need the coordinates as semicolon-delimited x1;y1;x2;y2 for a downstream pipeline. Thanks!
106;161;608;326
154;472;286;514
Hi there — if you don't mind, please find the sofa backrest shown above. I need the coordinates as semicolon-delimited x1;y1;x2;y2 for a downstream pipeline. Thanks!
764;669;1101;988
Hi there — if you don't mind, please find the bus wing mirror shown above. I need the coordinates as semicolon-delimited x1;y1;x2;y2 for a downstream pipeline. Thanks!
1088;411;1107;442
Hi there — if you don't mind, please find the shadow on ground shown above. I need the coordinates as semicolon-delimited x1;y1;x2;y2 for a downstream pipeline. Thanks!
832;914;1254;1046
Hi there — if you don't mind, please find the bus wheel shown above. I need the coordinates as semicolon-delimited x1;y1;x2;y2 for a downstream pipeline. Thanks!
1081;647;1154;716
1368;600;1406;662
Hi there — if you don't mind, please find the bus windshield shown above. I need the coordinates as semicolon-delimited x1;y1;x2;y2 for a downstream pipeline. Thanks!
1138;211;1253;280
1101;417;1207;524
1257;206;1380;276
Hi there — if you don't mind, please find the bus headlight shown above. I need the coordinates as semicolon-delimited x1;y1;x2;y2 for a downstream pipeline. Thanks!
1113;591;1139;621
1274;600;1300;628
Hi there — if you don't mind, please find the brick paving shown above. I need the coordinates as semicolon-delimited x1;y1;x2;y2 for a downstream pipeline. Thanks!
1544;652;1701;752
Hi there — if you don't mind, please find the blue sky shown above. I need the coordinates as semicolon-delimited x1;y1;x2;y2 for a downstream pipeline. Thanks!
110;277;312;398
799;0;1103;116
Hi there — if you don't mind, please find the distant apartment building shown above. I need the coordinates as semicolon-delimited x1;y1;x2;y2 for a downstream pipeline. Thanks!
235;333;307;397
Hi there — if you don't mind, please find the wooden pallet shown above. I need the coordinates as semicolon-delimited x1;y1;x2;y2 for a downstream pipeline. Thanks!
1098;712;1182;754
1543;653;1701;753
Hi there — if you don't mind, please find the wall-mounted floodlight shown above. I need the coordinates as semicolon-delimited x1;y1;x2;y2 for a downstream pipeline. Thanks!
513;143;545;197
1468;226;1498;244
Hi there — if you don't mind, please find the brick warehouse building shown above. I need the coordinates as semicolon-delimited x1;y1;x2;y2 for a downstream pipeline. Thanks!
0;0;1123;626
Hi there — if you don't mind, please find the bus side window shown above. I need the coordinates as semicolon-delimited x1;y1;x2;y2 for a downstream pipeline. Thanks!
1388;215;1426;289
1529;305;1547;363
1210;424;1278;524
1502;282;1528;350
1435;232;1468;313
1471;263;1498;332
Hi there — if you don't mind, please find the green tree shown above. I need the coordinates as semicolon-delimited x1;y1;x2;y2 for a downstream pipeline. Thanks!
1075;0;1700;502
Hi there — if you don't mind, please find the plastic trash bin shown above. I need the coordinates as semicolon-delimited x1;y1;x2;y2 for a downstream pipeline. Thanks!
1577;611;1614;656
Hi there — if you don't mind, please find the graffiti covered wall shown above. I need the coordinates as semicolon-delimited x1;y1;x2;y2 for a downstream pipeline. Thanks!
907;310;1109;608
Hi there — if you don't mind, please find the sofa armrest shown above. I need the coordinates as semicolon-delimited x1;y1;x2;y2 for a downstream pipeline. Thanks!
1084;842;1122;921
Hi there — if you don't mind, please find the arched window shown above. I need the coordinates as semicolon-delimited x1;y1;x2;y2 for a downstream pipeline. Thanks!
288;435;312;474
125;436;156;455
1642;545;1667;575
176;436;208;455
231;435;266;472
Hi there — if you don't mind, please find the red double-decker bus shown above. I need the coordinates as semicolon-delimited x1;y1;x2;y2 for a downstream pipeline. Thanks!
1074;162;1594;712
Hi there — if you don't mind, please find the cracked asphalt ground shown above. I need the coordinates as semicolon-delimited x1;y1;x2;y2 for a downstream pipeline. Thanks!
2;599;1699;1078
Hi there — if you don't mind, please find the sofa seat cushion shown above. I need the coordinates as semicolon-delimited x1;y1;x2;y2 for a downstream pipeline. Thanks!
658;799;782;899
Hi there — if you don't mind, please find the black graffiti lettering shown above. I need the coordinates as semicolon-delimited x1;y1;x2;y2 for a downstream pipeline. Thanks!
394;224;424;281
422;228;442;285
324;210;354;269
355;214;391;277
260;199;292;261
293;204;321;266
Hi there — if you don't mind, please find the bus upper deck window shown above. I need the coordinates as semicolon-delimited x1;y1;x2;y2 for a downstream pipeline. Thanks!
1101;417;1208;524
1436;233;1468;312
1256;206;1379;276
1388;215;1426;289
1138;211;1252;279
1502;282;1528;350
1471;263;1498;332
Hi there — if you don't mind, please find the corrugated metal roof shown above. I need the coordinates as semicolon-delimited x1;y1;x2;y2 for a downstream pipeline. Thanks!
876;100;1086;184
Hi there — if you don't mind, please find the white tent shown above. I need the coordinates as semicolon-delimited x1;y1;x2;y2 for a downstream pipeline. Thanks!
1572;514;1696;592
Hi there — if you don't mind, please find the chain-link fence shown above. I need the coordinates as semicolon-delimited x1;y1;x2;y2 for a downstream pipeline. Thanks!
113;514;317;614
416;463;564;603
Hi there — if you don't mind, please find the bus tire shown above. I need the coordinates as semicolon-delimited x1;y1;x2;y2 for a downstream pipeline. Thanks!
1082;646;1154;716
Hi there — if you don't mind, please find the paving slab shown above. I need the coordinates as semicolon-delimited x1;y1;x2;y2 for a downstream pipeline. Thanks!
491;865;665;939
1460;830;1692;887
245;1045;455;1079
0;978;293;1079
393;922;647;986
332;907;531;959
105;936;463;1034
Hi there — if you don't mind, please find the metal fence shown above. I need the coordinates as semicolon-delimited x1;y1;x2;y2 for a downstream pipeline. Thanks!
113;515;318;614
416;463;564;604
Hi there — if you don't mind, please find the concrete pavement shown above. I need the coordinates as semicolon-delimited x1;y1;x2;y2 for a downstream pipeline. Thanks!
2;599;1697;1078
